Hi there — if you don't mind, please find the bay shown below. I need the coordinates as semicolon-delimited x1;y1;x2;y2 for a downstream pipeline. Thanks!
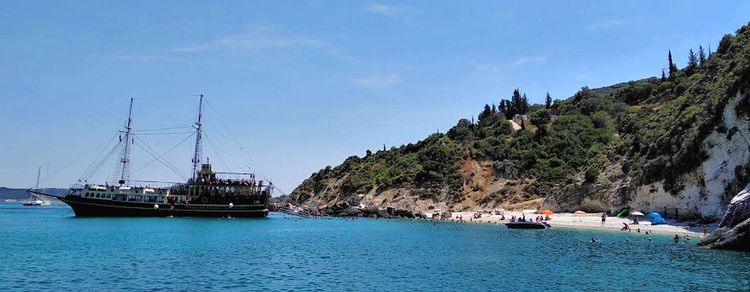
1;203;748;291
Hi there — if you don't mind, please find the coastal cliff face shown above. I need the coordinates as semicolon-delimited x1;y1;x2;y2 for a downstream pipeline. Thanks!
543;89;750;220
289;23;750;243
628;91;750;219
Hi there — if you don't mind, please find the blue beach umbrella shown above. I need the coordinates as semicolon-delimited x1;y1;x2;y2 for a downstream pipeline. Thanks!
647;211;666;225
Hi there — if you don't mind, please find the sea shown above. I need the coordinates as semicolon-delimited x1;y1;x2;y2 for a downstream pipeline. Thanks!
1;203;748;291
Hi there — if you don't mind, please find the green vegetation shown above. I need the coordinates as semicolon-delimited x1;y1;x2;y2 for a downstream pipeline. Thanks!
291;22;750;204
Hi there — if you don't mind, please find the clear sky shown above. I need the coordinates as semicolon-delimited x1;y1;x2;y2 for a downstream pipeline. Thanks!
1;1;748;194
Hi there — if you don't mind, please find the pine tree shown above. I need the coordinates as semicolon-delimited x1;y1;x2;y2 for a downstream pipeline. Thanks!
502;100;513;120
499;99;507;114
479;104;492;121
491;103;497;114
686;49;698;75
522;93;529;114
661;69;666;81
512;89;523;117
545;92;552;109
708;44;713;57
668;50;677;78
698;45;706;65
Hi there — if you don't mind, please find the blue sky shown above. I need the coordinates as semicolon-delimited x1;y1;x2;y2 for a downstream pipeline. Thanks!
1;1;748;194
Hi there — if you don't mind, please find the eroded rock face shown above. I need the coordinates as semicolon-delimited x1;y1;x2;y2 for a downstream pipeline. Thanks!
630;91;750;220
699;183;750;251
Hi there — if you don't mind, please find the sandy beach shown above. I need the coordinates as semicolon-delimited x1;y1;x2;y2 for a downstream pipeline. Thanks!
449;211;710;237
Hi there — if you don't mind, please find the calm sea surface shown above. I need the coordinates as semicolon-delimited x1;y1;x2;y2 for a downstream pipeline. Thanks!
1;203;748;291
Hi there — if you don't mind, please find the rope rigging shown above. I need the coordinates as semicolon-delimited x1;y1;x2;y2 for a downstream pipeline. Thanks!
34;131;120;187
133;135;188;180
132;132;195;174
202;130;233;174
203;100;277;188
80;139;123;182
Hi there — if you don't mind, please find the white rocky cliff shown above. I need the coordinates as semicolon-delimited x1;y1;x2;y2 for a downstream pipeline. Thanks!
630;91;750;219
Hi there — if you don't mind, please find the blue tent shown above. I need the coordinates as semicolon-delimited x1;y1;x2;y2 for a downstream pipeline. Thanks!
647;211;666;225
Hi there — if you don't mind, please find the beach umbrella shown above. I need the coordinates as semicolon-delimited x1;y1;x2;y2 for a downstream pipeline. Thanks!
573;210;586;222
540;210;554;215
647;211;666;225
630;211;644;222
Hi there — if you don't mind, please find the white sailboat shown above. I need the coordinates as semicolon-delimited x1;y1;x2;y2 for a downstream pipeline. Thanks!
22;166;49;206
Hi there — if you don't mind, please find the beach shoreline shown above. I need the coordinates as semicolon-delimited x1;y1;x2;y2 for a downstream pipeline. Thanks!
447;211;710;237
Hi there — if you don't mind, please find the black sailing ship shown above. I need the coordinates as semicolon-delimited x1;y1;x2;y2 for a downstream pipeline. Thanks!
30;95;272;218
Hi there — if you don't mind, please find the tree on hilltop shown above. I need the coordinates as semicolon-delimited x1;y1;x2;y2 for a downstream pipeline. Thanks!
698;45;706;66
522;93;529;114
512;89;523;116
478;104;492;122
686;49;698;75
668;50;678;79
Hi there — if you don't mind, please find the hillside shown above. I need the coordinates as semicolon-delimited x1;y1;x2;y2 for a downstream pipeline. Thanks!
289;23;750;221
0;187;67;200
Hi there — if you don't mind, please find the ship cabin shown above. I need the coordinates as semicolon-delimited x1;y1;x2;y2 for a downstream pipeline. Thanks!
169;163;272;205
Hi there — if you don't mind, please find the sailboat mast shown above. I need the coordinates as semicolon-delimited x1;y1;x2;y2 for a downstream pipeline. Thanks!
117;98;134;185
35;166;41;190
191;94;204;181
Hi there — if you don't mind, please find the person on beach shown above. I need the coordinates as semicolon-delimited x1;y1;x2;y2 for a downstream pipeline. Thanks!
601;213;607;226
674;234;680;243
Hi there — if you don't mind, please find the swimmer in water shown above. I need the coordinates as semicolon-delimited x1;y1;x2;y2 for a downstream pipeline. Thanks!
591;237;599;243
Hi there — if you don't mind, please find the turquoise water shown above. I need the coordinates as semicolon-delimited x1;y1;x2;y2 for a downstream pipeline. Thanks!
1;203;748;291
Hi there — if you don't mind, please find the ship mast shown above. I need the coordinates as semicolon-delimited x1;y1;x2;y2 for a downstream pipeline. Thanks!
115;98;134;185
191;94;204;181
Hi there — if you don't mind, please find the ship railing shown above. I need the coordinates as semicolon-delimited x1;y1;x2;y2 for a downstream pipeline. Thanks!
130;180;181;189
102;180;181;189
212;172;257;181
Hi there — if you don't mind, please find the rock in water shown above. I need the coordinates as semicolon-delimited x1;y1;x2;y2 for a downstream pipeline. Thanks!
700;183;750;251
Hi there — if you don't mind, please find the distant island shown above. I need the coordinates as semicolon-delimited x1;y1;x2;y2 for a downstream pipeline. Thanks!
287;23;750;251
0;187;67;200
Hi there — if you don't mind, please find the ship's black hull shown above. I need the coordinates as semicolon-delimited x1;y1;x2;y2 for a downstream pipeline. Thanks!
60;196;268;218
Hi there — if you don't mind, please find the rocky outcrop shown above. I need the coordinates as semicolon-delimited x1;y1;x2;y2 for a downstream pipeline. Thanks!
699;183;750;251
541;159;631;213
319;201;425;218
